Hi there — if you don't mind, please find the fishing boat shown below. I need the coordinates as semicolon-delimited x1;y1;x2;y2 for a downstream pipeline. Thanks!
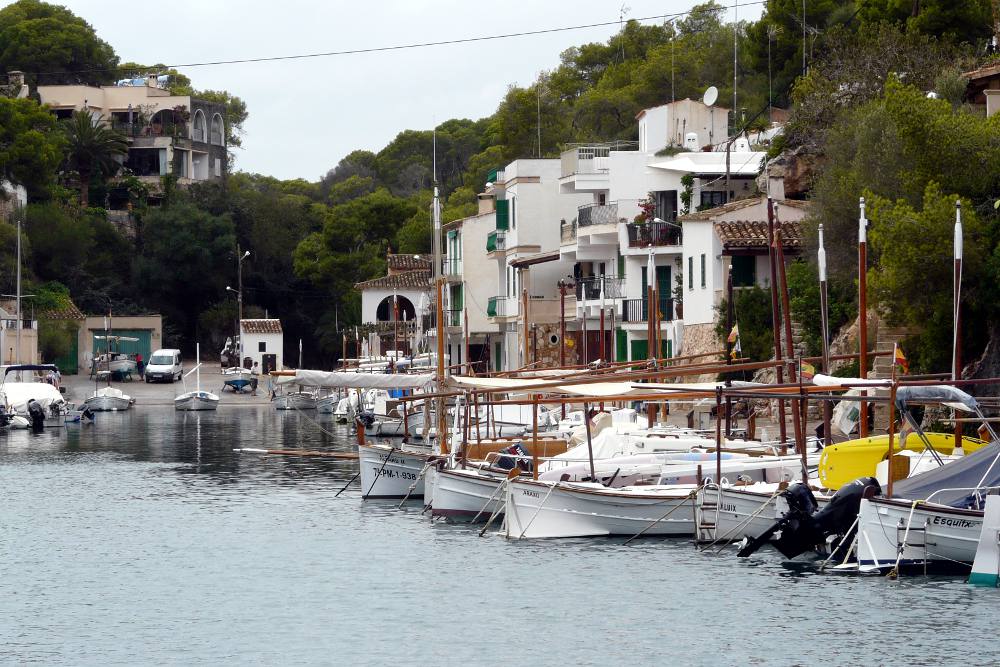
175;344;219;411
317;391;340;414
222;366;253;393
272;390;318;411
358;441;436;499
93;334;139;379
84;386;133;412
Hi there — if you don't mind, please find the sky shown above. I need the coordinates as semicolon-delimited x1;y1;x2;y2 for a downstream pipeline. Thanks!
12;0;763;181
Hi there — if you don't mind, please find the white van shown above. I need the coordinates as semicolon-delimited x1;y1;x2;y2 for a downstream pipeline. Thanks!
144;349;182;383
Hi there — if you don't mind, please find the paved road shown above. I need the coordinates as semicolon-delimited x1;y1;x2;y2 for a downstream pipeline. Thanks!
62;362;273;407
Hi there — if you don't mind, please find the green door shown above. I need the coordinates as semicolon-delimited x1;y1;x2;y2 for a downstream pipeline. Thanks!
50;322;79;374
494;341;502;372
630;339;648;361
615;328;627;362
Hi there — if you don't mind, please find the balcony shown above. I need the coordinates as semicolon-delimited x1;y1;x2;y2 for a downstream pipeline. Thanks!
486;230;507;253
443;257;462;279
487;168;505;184
1;318;37;330
626;221;683;248
621;296;675;323
444;309;462;328
372;320;418;335
575;275;625;300
487;296;517;319
112;120;189;140
561;145;610;177
578;203;618;228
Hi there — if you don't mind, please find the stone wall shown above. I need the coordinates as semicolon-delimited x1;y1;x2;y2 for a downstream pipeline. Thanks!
682;322;722;381
531;323;578;368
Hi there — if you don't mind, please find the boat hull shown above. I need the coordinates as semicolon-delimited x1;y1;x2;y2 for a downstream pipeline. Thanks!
273;393;318;410
174;391;220;411
857;497;984;571
504;478;695;539
357;443;431;499
83;395;132;412
432;468;506;522
317;396;338;414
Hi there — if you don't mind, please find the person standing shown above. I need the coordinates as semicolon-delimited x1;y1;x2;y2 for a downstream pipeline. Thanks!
136;352;144;376
250;361;260;396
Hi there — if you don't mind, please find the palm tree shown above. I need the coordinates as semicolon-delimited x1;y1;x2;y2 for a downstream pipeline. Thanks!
62;110;128;208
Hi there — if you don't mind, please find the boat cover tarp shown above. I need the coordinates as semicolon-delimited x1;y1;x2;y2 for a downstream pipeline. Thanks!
811;374;889;387
892;442;1000;509
277;370;435;390
1;382;64;414
447;376;761;398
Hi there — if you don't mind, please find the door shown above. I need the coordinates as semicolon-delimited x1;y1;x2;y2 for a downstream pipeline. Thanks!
630;339;648;361
262;354;277;374
615;328;627;362
92;329;152;361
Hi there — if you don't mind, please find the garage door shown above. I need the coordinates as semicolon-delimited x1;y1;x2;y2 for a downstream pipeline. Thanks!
92;329;153;360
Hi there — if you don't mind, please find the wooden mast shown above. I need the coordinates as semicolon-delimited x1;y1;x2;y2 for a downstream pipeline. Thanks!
858;196;870;437
818;223;832;446
954;201;963;450
766;198;788;445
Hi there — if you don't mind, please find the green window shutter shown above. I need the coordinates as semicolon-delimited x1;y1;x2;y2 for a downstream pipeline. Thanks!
731;255;755;287
688;256;693;289
617;254;624;276
630;339;648;362
700;254;706;288
656;266;670;295
495;200;509;230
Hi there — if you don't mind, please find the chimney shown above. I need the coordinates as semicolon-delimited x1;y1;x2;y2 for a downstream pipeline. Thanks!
147;74;158;88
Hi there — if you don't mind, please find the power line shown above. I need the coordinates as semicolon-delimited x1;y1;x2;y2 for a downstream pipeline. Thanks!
22;2;766;77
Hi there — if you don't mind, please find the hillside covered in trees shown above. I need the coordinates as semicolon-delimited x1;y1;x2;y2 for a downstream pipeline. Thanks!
0;0;997;372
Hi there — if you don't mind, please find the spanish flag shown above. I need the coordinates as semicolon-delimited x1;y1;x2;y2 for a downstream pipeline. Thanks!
727;324;739;344
801;360;816;380
894;346;909;375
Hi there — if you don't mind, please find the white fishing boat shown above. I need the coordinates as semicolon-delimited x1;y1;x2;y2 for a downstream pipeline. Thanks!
358;441;435;499
84;386;133;411
175;346;219;411
317;392;339;414
504;478;697;539
431;465;510;521
273;391;318;410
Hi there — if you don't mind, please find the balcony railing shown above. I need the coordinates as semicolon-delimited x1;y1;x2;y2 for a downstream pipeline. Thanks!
621;296;675;323
1;318;37;330
112;120;189;139
444;308;462;327
487;168;505;184
561;219;577;244
487;296;516;318
626;221;683;248
372;320;418;335
560;142;638;177
578;203;621;227
443;257;462;276
575;275;625;300
486;230;507;253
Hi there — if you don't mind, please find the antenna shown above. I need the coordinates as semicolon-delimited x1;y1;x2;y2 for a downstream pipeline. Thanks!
618;4;630;62
703;86;719;147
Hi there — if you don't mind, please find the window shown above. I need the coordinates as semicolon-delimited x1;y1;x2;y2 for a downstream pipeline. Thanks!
688;256;693;290
700;254;706;288
510;196;516;230
700;190;727;209
210;113;224;145
258;341;266;352
731;255;756;287
214;158;222;177
192;110;206;142
598;193;607;206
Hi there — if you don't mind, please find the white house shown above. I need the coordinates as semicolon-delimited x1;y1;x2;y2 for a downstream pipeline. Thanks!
355;253;431;357
240;319;283;372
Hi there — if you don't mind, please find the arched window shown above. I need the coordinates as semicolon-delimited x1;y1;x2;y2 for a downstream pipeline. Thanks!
192;109;206;142
375;295;416;322
210;113;224;145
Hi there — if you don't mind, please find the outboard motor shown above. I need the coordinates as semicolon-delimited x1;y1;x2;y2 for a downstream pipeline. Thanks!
80;406;96;422
738;477;881;559
356;410;376;429
26;399;45;432
493;442;532;473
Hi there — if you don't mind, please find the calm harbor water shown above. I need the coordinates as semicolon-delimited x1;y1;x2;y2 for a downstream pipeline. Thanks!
3;407;999;666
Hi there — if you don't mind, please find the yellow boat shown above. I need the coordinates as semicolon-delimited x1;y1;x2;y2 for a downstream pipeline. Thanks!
818;433;989;490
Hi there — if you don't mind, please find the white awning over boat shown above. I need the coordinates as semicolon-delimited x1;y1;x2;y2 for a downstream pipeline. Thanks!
811;374;889;388
446;377;761;398
277;370;435;390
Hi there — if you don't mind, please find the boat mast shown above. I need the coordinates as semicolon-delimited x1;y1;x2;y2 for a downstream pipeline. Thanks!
15;210;21;364
432;125;448;454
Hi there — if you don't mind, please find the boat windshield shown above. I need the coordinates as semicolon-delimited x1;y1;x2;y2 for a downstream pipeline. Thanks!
149;355;173;365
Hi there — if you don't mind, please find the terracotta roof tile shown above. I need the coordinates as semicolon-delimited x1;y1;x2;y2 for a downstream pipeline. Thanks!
355;270;431;290
716;220;802;249
39;302;85;320
241;319;283;334
387;254;431;271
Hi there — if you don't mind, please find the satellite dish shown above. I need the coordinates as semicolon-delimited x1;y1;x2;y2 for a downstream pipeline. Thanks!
703;86;719;107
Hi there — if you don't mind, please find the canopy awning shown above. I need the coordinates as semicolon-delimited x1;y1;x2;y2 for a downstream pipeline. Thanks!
276;370;435;390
